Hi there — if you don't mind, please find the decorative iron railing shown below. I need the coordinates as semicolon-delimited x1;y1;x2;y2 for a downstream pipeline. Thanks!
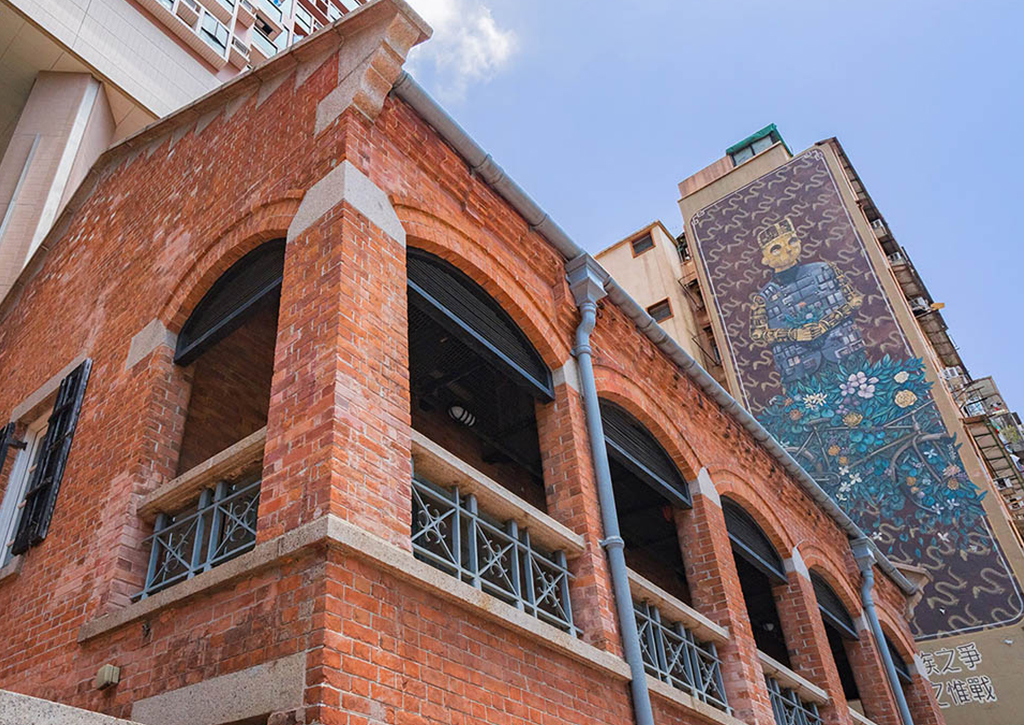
765;675;823;725
138;478;260;598
411;476;576;635
634;600;729;712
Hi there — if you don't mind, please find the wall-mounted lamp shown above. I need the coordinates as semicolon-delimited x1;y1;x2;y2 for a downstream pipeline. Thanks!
448;405;476;427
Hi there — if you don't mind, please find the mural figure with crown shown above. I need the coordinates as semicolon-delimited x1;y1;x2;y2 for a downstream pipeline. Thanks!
749;219;866;383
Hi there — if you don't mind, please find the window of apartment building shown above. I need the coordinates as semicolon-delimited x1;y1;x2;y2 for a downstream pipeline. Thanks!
676;232;691;263
294;4;313;34
811;572;862;706
647;299;672;323
728;125;784;167
407;248;553;510
722;498;791;665
631;233;655;256
0;360;92;564
601;399;692;603
200;13;229;51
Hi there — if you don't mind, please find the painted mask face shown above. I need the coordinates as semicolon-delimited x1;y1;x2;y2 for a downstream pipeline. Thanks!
761;232;801;272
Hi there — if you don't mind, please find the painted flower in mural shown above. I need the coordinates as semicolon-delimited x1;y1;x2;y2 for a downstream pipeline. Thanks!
843;412;863;427
803;392;828;410
757;353;989;562
895;389;918;408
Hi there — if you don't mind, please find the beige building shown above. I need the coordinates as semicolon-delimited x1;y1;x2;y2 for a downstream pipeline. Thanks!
598;125;1024;725
0;0;364;300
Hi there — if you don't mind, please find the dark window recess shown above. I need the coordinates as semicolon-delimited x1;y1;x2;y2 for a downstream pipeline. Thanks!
631;234;655;256
0;422;26;480
408;249;552;400
735;554;789;665
722;498;786;583
826;621;862;703
11;359;92;555
600;400;690;507
408;248;552;509
811;572;858;639
647;299;672;322
175;240;285;366
886;636;913;684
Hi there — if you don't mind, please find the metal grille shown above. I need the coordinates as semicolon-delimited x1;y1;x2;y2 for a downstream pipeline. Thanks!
411;476;575;634
407;248;553;399
722;499;786;582
634;600;729;712
765;675;822;725
139;478;260;598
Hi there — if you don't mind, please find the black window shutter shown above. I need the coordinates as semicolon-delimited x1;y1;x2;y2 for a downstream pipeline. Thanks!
810;571;858;640
599;399;691;507
885;636;912;684
10;359;92;556
722;499;787;583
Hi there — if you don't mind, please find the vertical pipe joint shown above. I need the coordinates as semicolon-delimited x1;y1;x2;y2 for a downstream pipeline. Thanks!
852;538;915;725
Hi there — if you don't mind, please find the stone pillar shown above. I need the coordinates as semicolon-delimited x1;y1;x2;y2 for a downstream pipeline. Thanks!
537;360;621;653
676;469;777;725
0;72;114;299
774;551;852;725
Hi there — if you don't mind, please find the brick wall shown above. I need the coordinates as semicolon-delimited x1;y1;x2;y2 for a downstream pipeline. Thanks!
0;11;942;725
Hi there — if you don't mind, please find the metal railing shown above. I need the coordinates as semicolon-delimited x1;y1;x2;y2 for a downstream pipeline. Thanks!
138;478;260;598
411;476;576;635
634;600;729;712
765;675;822;725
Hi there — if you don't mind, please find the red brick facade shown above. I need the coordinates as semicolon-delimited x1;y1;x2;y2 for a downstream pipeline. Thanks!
0;4;944;725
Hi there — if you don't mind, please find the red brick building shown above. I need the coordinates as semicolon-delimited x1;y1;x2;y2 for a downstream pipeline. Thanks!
0;3;946;725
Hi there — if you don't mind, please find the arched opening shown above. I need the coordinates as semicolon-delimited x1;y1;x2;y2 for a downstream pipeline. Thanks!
173;240;283;473
722;498;790;665
810;571;862;706
600;399;691;603
407;247;553;508
884;634;914;702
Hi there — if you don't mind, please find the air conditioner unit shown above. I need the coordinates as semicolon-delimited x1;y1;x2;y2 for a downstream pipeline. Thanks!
871;218;890;238
941;366;963;380
909;296;930;313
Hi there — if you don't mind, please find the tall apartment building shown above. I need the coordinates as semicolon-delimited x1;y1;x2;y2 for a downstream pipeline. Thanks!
0;4;944;725
598;125;1024;724
0;0;364;301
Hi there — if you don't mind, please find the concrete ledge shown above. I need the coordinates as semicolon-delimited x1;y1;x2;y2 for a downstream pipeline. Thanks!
757;650;829;705
78;515;629;683
10;354;86;421
411;430;585;555
0;690;138;725
0;556;23;584
130;652;305;725
848;707;882;725
646;676;745;725
627;568;729;644
124;319;176;370
137;427;267;518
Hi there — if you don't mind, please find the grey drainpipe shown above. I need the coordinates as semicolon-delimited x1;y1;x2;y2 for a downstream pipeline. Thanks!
852;538;915;725
566;255;655;725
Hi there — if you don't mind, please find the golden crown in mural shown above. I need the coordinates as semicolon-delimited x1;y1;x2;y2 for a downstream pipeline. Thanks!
756;218;795;247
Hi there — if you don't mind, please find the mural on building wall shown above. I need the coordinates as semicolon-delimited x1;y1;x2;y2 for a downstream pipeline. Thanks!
689;150;1022;639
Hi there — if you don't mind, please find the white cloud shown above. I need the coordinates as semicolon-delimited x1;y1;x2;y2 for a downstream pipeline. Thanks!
407;0;517;100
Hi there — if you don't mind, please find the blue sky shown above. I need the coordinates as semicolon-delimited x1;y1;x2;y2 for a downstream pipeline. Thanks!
407;0;1023;411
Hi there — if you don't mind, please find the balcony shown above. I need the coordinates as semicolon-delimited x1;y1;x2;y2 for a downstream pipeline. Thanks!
410;432;584;635
176;0;201;26
229;35;250;68
254;0;288;37
199;0;234;24
250;29;278;62
759;651;828;725
237;0;256;25
629;568;730;713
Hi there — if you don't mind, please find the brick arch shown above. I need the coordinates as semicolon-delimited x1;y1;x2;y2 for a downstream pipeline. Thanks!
712;473;796;556
803;550;864;622
875;601;918;665
591;364;702;481
394;200;570;371
160;195;302;332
